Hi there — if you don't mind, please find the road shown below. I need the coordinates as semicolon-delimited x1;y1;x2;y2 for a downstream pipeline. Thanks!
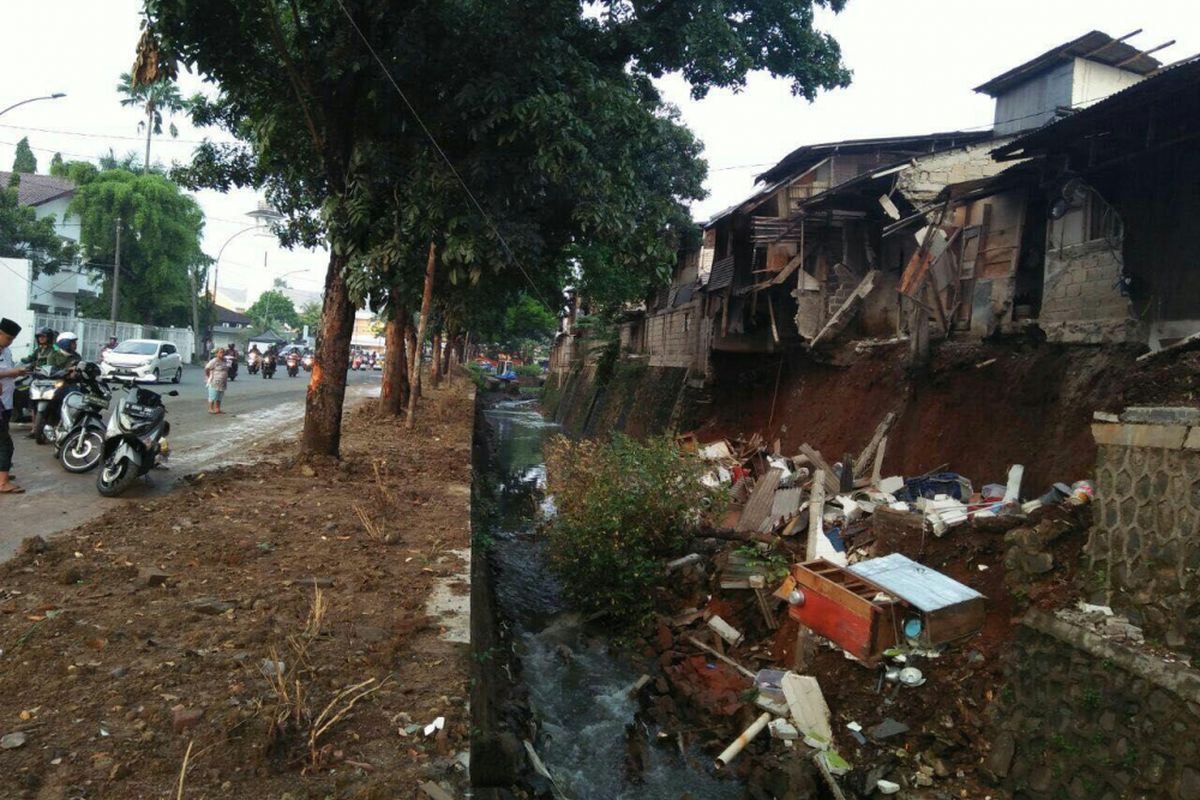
0;365;382;560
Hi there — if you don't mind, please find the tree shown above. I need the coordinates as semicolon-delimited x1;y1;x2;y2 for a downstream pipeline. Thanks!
0;182;72;277
49;153;64;174
499;293;557;361
12;138;37;174
298;300;322;331
70;168;208;327
245;289;300;331
143;0;850;455
117;71;185;175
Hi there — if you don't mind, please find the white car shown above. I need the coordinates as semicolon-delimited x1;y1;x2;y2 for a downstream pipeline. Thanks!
100;339;184;384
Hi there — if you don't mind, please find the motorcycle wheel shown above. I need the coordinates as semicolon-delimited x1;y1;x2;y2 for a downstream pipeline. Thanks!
33;408;49;445
96;457;140;497
59;428;104;473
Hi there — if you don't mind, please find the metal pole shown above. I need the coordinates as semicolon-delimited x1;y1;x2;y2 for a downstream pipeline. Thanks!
0;92;66;119
110;217;122;337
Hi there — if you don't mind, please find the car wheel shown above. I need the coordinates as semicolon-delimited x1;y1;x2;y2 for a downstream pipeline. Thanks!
152;368;160;384
172;367;182;384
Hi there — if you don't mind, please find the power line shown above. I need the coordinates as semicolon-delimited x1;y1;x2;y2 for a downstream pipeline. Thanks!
0;121;236;147
331;0;556;313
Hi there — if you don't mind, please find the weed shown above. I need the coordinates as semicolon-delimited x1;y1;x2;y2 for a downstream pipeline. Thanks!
1080;687;1101;711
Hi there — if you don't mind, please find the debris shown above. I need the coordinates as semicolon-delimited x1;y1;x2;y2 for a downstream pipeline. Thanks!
786;559;898;661
684;636;755;680
418;782;456;800
848;553;986;647
259;658;286;678
923;495;969;535
781;672;832;741
715;712;770;767
1;732;28;749
897;667;925;687
138;568;172;587
755;694;789;717
768;718;799;740
707;615;744;647
1003;464;1023;502
813;750;850;800
854;411;896;479
665;553;702;572
875;778;901;794
738;469;783;533
171;706;204;734
424;716;445;736
187;598;235;616
878;476;904;495
870;718;910;740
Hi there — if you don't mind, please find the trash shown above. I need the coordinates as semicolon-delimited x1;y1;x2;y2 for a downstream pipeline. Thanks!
424;716;445;736
879;476;905;495
847;721;867;745
875;778;901;794
898;667;925;687
768;718;799;740
1;732;27;749
418;782;456;800
1070;480;1095;505
755;694;790;717
665;553;702;573
786;559;898;661
781;672;832;741
1037;482;1073;505
869;718;910;740
813;751;850;800
924;494;969;536
685;635;756;680
1077;601;1114;616
754;668;788;702
715;712;771;767
707;615;744;647
1003;464;1024;502
700;440;735;461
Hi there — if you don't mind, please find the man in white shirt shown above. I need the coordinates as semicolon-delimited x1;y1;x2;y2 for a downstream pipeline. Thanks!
0;317;28;493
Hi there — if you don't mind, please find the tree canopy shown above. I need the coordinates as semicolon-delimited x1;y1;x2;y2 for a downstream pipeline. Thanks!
118;71;185;174
70;168;208;327
12;138;37;174
245;289;300;331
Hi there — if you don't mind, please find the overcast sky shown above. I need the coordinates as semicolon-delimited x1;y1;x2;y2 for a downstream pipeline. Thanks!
2;1;1196;305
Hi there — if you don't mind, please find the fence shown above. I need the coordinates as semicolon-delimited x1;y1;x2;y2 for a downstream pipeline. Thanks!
34;313;196;364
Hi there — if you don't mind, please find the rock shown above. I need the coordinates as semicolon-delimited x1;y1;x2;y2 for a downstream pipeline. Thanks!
984;731;1016;778
171;706;205;734
1;732;28;749
58;566;85;585
1181;767;1200;800
19;536;48;555
109;666;128;679
139;567;172;587
869;718;909;740
323;521;338;532
188;598;235;615
301;464;316;478
1022;551;1054;574
554;644;574;663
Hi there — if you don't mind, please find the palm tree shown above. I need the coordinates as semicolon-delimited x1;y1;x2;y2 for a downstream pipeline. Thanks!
116;72;185;175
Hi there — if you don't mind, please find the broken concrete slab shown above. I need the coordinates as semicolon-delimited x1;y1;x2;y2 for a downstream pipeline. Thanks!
781;672;832;741
1091;422;1189;450
1119;406;1200;426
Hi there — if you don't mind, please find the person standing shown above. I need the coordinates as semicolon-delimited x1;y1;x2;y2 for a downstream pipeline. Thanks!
204;347;230;414
0;318;28;493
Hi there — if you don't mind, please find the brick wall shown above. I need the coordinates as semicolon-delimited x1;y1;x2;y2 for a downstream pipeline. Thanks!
1088;409;1200;654
644;301;709;371
1039;242;1138;344
897;137;1017;203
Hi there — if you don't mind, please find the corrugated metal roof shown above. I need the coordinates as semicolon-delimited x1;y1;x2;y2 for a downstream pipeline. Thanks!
974;30;1163;97
707;255;735;292
849;553;984;611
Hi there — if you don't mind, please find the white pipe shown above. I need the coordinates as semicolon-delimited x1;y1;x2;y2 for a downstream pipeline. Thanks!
715;712;771;767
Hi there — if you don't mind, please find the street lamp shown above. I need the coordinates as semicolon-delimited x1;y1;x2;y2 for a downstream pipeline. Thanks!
0;93;67;119
206;203;282;356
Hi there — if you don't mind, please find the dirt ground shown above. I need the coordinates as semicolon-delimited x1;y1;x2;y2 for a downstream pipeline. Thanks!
0;374;475;800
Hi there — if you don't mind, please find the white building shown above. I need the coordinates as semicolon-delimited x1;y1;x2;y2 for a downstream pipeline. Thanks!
0;171;102;316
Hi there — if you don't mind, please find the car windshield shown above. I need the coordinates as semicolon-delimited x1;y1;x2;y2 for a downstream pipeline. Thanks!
113;341;158;355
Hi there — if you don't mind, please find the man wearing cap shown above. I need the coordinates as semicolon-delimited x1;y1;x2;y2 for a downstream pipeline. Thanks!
0;317;28;493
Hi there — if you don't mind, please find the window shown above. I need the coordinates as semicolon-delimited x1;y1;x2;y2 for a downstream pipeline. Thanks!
684;313;691;333
163;344;176;355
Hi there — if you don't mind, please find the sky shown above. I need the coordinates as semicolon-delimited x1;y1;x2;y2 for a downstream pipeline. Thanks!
2;1;1197;306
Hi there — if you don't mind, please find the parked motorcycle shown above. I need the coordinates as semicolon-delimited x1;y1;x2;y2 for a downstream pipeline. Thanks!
261;352;277;379
285;351;300;377
301;352;314;373
95;381;178;497
55;362;113;473
28;366;67;445
247;351;261;375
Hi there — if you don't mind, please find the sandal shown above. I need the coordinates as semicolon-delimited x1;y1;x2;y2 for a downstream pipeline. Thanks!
0;483;26;494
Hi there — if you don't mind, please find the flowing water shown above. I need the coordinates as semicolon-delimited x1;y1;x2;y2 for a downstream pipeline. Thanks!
482;399;742;800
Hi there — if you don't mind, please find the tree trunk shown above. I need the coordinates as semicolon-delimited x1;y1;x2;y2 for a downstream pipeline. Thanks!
143;104;154;176
405;322;418;399
406;242;437;430
454;334;465;365
379;301;410;415
441;329;454;376
301;251;355;456
430;330;442;388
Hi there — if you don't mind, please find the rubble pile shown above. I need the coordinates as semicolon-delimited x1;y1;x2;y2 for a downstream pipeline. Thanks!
634;424;1099;798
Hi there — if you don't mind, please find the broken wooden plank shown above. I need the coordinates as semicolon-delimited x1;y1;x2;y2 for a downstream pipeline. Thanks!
854;411;896;479
685;635;756;680
810;270;880;349
754;588;780;631
871;435;887;486
737;469;783;533
1137;329;1200;361
806;472;827;562
797;444;841;495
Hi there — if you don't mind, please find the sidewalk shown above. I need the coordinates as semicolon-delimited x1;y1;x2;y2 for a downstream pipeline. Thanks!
0;375;475;798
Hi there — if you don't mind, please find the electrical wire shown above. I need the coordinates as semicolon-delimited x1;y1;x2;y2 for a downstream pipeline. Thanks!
331;0;555;312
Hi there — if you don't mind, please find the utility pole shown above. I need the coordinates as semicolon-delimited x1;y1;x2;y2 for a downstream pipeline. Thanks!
110;217;122;338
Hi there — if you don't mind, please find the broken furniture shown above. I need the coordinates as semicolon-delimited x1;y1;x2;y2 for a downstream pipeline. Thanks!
780;559;899;662
848;553;985;647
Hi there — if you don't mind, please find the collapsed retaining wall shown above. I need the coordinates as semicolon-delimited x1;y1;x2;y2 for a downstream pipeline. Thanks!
985;609;1200;800
542;357;688;438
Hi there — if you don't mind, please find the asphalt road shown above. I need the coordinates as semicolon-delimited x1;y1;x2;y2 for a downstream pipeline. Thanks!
0;365;382;560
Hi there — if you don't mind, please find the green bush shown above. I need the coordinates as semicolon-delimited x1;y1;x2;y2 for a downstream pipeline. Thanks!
465;362;488;390
515;363;543;378
544;433;718;627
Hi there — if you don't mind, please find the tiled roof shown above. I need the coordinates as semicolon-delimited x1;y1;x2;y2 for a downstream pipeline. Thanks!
0;171;75;207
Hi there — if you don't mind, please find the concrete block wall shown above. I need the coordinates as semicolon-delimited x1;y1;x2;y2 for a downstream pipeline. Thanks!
644;301;707;371
985;609;1200;800
1088;410;1200;654
897;137;1017;203
1040;243;1138;344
